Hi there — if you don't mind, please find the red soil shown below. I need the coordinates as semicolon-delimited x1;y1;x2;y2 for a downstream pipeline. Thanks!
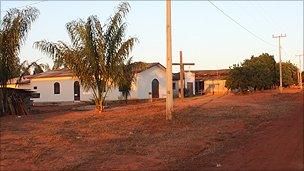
0;88;303;170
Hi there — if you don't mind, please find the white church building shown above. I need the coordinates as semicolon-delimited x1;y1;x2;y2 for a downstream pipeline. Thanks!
9;63;196;103
9;62;228;103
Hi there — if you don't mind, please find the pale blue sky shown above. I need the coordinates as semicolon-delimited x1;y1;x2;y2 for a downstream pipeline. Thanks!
1;1;303;71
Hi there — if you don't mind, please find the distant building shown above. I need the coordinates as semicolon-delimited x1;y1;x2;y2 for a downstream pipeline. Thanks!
173;69;229;96
172;71;196;97
193;69;229;95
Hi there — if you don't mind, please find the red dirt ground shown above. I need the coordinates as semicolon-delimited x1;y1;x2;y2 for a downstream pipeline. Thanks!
0;88;303;170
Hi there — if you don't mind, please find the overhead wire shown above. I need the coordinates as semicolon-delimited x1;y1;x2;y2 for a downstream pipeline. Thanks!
208;0;276;47
1;1;45;13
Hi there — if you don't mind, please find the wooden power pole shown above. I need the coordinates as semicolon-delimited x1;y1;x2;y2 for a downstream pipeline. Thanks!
296;54;303;90
173;51;194;100
166;0;173;120
272;34;286;93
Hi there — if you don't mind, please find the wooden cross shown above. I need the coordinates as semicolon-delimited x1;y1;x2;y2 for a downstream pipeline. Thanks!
172;51;195;100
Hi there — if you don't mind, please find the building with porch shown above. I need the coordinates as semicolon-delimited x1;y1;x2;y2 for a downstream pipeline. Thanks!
193;69;229;95
8;63;167;103
172;69;229;96
8;64;229;103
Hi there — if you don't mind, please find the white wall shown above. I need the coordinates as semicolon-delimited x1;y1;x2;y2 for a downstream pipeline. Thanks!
29;77;76;102
172;72;195;97
173;80;180;97
16;65;167;102
204;80;228;94
80;80;138;101
80;66;167;101
136;66;167;99
185;71;196;95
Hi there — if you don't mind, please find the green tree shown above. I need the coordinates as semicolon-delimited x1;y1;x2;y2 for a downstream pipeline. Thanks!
0;7;39;115
19;60;32;76
242;53;276;90
276;61;298;87
19;60;50;76
0;7;39;86
32;63;49;74
226;53;277;91
226;53;299;92
34;2;136;112
119;60;146;103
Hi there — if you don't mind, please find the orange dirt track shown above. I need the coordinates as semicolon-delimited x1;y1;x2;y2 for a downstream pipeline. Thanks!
0;88;303;170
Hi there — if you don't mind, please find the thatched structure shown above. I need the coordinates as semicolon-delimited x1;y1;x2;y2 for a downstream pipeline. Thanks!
0;88;33;116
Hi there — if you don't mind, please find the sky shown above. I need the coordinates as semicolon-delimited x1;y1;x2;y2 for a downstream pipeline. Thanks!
1;1;303;72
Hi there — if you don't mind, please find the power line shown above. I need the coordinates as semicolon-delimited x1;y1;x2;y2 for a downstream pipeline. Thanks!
250;1;277;29
208;0;276;47
1;1;45;13
249;2;296;56
254;1;288;33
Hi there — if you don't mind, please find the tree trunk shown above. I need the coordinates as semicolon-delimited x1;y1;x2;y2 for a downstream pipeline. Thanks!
95;98;103;113
0;89;4;116
0;88;8;116
125;92;128;104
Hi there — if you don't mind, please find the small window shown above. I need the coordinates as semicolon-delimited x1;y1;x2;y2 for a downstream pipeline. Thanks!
54;82;60;94
32;93;40;98
33;86;37;90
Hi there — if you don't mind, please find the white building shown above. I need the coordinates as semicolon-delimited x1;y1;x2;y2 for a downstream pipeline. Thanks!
9;63;169;103
172;69;229;96
193;69;229;95
172;71;196;97
8;63;228;103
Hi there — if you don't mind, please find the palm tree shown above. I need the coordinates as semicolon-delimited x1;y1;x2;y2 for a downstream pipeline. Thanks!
19;60;31;76
34;2;136;112
32;63;49;74
19;60;50;76
0;7;39;115
0;7;39;87
119;59;147;103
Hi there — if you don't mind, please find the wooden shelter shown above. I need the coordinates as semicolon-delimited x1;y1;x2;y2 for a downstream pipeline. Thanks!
0;88;34;116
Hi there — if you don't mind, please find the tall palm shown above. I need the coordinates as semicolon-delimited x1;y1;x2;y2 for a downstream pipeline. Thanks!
0;7;39;115
19;60;50;75
19;60;31;76
0;7;39;86
32;63;49;74
34;2;136;112
119;59;147;103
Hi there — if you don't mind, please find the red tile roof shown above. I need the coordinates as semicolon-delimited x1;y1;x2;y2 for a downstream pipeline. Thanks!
193;69;229;80
173;69;229;81
30;68;74;79
134;62;166;73
7;75;31;84
30;63;166;79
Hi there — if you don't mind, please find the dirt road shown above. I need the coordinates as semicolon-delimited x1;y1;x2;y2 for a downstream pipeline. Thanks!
0;89;303;170
183;91;304;171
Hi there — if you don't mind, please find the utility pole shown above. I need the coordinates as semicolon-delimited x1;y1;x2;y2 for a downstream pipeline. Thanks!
173;51;195;100
272;34;286;93
180;51;184;100
296;54;303;90
166;0;173;120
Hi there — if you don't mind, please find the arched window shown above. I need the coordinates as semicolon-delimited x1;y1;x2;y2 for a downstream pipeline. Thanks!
54;82;60;94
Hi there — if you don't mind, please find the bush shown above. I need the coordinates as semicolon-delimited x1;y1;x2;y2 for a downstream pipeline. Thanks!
226;53;298;91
